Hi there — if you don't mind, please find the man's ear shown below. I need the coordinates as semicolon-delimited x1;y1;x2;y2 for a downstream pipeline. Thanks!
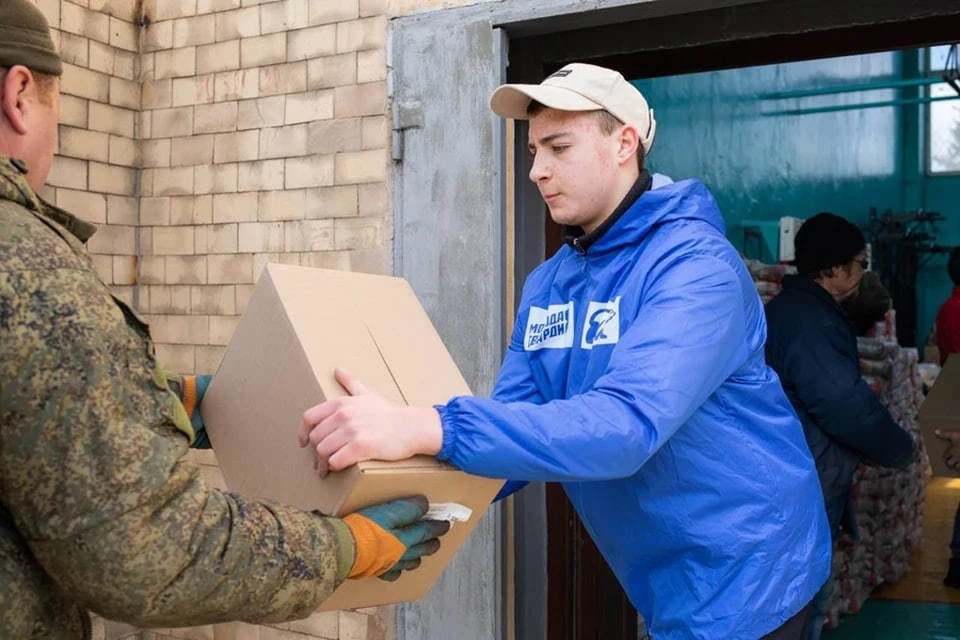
2;66;32;136
617;124;640;168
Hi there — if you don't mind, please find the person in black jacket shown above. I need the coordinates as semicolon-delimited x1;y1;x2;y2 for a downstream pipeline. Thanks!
764;212;916;640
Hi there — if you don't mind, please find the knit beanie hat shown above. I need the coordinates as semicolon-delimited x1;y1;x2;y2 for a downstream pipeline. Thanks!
0;1;62;76
794;212;866;277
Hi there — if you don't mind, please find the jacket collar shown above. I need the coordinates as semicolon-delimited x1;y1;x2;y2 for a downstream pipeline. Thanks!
0;153;97;243
781;274;850;318
562;170;652;255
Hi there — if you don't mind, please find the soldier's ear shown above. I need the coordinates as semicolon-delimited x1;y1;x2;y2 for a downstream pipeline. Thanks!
2;66;33;136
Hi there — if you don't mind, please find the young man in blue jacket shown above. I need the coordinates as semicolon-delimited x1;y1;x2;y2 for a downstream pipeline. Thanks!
764;213;916;639
300;63;831;639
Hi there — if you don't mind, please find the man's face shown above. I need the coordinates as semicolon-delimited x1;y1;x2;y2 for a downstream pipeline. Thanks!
29;77;60;192
527;108;625;233
833;251;868;302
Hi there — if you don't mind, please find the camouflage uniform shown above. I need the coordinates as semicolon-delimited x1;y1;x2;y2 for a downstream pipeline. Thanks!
0;155;354;638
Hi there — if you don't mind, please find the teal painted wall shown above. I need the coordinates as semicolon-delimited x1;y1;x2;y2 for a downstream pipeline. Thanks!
633;50;960;347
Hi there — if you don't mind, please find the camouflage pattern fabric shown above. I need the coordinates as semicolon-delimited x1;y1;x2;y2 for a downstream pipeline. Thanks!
0;155;354;638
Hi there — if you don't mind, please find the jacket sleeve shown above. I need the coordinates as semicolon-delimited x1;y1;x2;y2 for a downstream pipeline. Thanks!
487;315;549;500
782;323;915;468
437;253;752;481
0;266;355;627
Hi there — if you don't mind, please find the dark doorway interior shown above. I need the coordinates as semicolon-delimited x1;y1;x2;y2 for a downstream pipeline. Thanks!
507;1;960;639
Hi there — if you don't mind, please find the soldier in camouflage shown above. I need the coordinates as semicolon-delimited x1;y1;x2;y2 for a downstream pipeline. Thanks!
0;3;448;637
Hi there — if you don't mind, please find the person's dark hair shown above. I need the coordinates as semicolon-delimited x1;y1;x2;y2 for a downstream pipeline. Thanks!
526;100;646;171
794;212;866;280
948;247;960;287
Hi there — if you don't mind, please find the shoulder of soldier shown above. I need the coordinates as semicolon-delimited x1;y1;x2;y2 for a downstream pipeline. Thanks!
0;198;89;275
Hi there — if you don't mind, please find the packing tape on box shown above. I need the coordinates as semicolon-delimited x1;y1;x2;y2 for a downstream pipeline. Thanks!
425;502;473;524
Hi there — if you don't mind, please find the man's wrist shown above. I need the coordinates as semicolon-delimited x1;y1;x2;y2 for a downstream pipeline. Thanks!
407;406;443;456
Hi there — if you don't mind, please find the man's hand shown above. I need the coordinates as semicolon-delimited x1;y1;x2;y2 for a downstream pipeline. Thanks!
343;495;450;581
298;368;443;476
935;429;960;470
167;373;213;448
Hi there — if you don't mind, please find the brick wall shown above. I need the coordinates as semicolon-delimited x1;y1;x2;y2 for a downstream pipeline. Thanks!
30;1;496;638
138;0;390;378
34;0;141;309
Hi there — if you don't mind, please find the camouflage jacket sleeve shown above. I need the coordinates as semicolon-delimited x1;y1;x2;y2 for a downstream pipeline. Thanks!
0;205;355;627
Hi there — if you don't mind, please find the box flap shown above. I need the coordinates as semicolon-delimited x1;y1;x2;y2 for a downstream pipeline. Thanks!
354;276;473;404
267;264;406;404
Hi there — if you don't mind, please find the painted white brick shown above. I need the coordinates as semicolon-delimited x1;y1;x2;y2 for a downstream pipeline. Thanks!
259;124;308;159
336;15;386;53
239;32;287;68
307;53;356;90
215;7;260;41
261;0;309;35
284;89;334;124
172;75;216;106
237;159;284;191
258;189;306;221
197;40;240;75
308;0;359;25
215;70;260;102
171;195;214;225
172;135;216;166
238;96;285;130
350;185;381;222
284;155;334;189
259;61;308;97
173;14;217;48
238;221;285;252
284;219;334;252
307;184;359;218
214;131;260;163
194;163;239;194
212;192;259;223
154;47;198;80
287;24;335;61
306;117;362;154
194;102;239;134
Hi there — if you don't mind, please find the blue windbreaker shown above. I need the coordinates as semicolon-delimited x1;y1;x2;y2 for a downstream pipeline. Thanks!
436;176;831;639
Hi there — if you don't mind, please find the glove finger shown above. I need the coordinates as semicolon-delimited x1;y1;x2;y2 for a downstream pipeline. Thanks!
391;558;422;573
359;495;429;529
399;538;442;563
379;569;402;582
394;518;450;549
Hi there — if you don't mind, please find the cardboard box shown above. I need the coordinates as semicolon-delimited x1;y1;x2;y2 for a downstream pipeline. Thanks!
918;353;960;478
201;264;504;611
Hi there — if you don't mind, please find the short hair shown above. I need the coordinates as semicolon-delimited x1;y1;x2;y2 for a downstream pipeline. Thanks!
948;247;960;287
526;100;646;171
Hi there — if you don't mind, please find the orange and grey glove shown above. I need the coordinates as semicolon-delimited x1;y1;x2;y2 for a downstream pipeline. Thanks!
166;374;213;449
343;495;450;582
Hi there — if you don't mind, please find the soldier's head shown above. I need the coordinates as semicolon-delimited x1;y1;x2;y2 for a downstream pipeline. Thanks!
0;0;62;193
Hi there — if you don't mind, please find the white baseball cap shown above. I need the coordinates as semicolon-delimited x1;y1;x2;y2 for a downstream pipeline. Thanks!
490;62;657;154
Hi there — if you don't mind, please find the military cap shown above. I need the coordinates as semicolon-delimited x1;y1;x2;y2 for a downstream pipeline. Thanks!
0;0;62;76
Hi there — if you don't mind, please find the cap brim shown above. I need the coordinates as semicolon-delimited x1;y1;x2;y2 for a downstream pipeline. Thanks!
490;84;603;120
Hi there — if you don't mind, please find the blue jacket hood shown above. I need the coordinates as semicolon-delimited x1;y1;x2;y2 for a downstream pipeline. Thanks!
583;176;727;255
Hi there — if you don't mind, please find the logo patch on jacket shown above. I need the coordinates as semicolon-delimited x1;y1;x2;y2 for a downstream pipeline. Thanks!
524;302;574;350
581;298;621;349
